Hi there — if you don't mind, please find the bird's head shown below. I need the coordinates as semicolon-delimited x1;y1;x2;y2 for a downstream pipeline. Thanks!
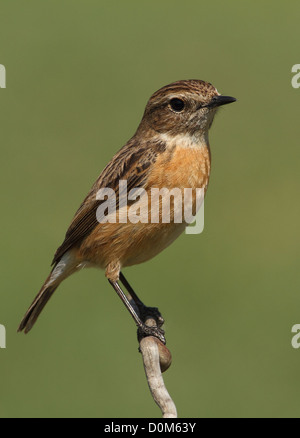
139;79;236;138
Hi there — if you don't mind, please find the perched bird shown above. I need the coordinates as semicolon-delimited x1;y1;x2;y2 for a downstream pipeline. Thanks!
18;79;236;342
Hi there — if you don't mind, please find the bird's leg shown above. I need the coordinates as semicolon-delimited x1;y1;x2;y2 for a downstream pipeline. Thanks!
108;276;165;344
119;272;164;328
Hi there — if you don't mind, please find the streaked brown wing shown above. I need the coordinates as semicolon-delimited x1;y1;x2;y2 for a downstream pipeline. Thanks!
52;138;166;265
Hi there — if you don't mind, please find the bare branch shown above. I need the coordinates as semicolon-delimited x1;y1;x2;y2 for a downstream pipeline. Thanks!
135;307;177;418
139;335;177;418
127;293;177;417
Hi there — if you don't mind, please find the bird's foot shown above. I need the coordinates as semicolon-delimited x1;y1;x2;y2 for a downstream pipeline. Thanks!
137;323;166;345
138;305;164;328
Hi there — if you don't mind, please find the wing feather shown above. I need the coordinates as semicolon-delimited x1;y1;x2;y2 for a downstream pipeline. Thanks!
52;137;166;265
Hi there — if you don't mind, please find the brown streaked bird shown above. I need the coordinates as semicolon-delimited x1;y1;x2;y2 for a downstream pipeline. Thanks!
18;79;236;342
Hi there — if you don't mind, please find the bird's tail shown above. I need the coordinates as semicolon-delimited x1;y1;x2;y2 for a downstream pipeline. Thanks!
18;275;59;334
18;251;78;334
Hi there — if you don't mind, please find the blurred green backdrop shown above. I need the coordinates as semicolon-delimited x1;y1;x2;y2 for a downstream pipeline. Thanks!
1;0;300;418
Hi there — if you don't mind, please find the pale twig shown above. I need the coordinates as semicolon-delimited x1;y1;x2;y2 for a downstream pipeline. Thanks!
140;334;177;418
128;296;177;418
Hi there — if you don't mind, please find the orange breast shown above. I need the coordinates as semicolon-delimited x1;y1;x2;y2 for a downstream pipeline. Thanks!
77;144;211;270
147;144;211;191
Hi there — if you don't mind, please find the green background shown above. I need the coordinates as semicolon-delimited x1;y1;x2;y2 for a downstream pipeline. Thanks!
1;0;299;418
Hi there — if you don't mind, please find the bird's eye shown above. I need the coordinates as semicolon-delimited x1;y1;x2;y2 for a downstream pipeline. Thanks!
169;98;185;112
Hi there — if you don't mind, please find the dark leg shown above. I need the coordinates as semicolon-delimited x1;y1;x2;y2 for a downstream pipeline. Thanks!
109;276;166;344
119;272;164;327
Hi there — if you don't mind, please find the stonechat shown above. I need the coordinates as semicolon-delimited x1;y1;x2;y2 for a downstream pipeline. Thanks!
18;80;236;343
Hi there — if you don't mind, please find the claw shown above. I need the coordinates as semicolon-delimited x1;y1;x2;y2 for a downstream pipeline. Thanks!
138;305;165;328
137;324;166;345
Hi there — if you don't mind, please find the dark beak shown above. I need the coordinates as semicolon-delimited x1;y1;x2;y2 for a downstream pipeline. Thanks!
208;95;236;108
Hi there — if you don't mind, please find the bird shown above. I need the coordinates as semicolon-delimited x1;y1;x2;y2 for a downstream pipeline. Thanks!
18;79;236;343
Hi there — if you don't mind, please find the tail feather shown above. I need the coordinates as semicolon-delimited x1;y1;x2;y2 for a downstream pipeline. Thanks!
18;276;59;334
18;250;78;334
